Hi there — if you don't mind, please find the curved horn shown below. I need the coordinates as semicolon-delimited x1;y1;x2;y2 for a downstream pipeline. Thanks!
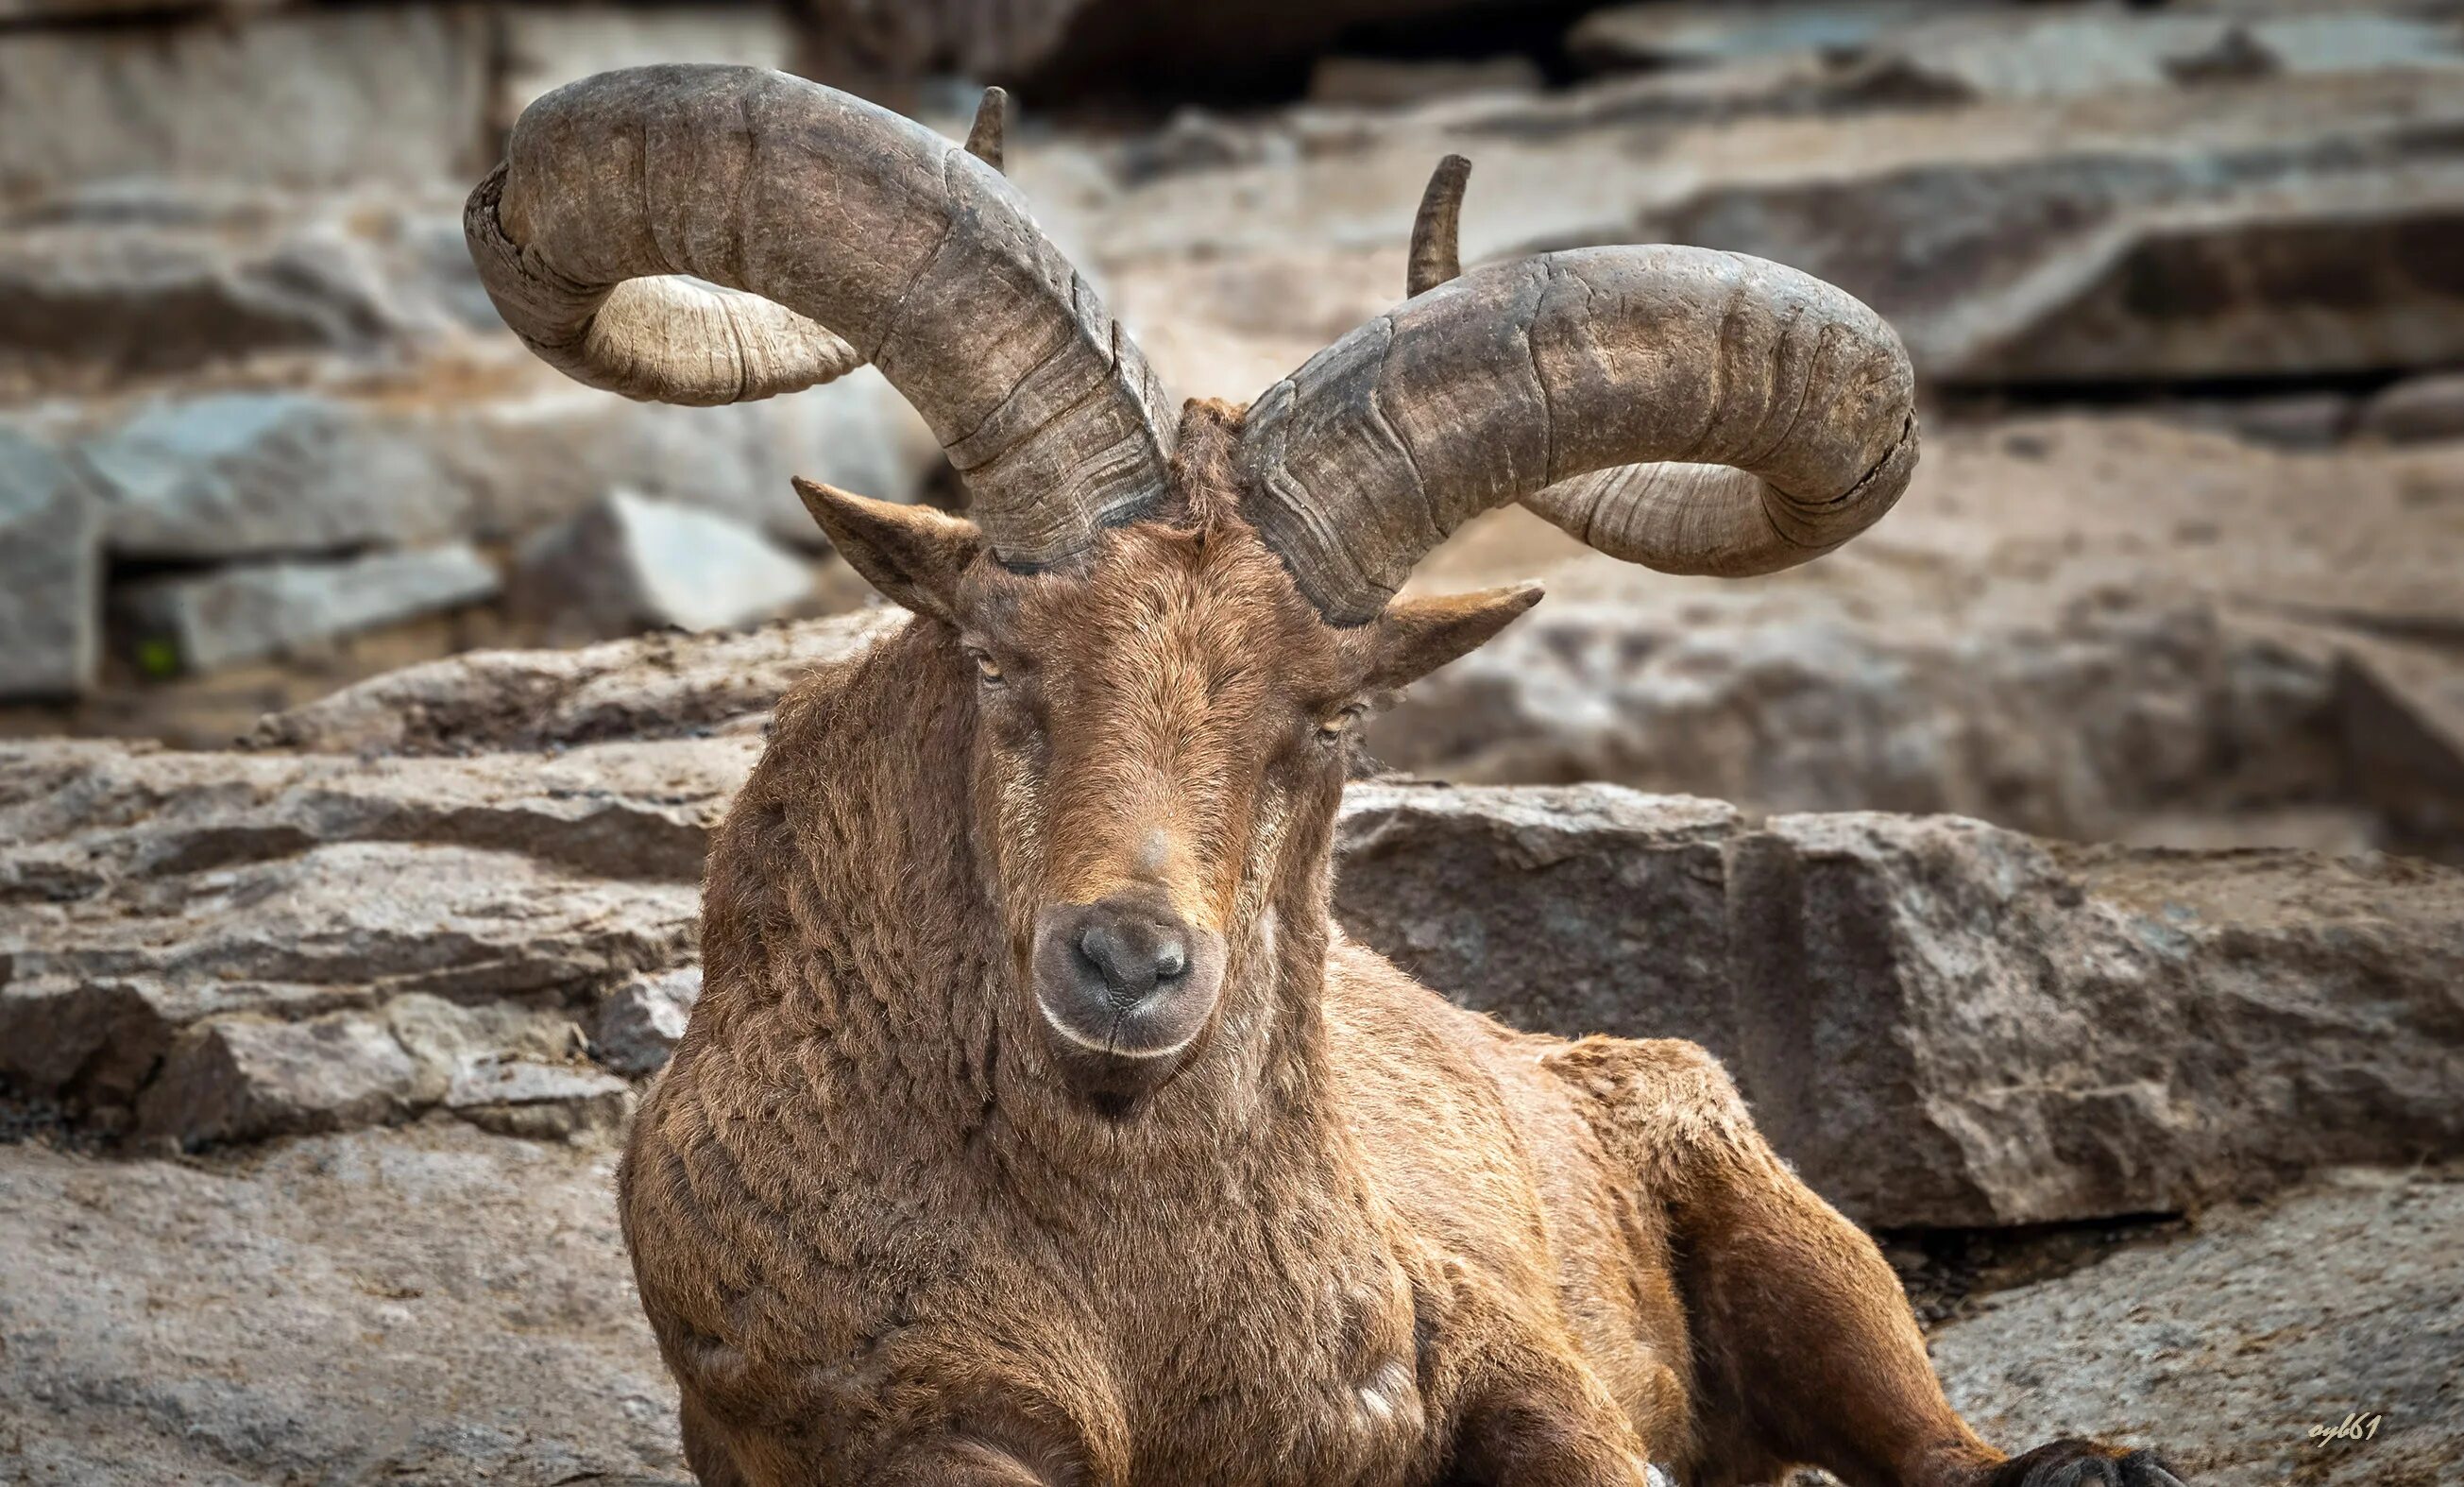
1406;155;1470;298
1237;246;1917;624
466;64;1175;571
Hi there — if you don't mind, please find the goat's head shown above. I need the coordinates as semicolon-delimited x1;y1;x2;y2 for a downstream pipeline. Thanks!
784;406;1538;1101
470;72;1920;1107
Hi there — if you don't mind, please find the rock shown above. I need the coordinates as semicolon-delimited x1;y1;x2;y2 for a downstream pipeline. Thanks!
1334;783;1741;1051
1567;0;1953;72
1852;9;2464;104
592;967;704;1077
0;186;488;393
1307;55;1544;109
64;364;932;564
514;488;816;643
76;390;471;560
2327;627;2464;858
249;607;897;754
497;4;794;128
2164;391;2356;450
446;1057;637;1141
0;1122;690;1484
1926;172;2464;385
0;734;757;886
0;7;490;195
2359;369;2464;444
1089;66;2464;389
0;1113;2452;1486
1725;812;2464;1226
797;0;1490;97
134;1012;423;1148
0;735;728;1130
0;426;99;699
1931;1167;2464;1486
1333;781;2464;1228
121;543;501;673
1368;591;2349;852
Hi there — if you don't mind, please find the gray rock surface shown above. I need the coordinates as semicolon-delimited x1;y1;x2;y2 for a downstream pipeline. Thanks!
61;363;932;564
0;1121;690;1486
0;735;742;1139
1931;1166;2464;1486
249;607;896;754
592;967;704;1078
1078;64;2464;390
0;7;489;194
513;488;816;642
1725;811;2464;1226
1368;590;2349;853
496;5;794;129
1337;782;2464;1227
77;390;470;560
0;187;484;392
0;426;98;699
11;714;2455;1226
122;543;501;673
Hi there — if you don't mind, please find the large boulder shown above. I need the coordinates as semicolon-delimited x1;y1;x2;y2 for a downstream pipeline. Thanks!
0;426;99;699
1335;783;2464;1227
1723;811;2464;1227
0;735;748;1139
0;7;490;195
59;361;934;564
1366;590;2353;852
121;543;501;673
512;489;816;644
0;185;491;393
248;607;897;754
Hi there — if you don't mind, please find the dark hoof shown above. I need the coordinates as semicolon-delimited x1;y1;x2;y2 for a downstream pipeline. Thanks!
1990;1439;2188;1487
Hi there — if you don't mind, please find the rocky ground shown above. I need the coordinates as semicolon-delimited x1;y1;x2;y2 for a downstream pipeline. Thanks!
7;0;2464;1482
6;1125;2451;1486
4;620;2462;1482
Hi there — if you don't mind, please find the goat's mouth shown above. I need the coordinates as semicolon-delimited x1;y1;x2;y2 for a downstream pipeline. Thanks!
1029;897;1227;1102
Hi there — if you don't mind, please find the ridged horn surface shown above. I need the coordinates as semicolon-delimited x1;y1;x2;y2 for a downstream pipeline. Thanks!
466;64;1174;571
1237;245;1917;624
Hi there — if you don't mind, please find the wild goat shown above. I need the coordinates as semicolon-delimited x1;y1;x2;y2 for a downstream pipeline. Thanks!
470;66;2187;1487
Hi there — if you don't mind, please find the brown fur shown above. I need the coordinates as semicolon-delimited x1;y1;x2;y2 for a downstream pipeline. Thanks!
620;403;2177;1486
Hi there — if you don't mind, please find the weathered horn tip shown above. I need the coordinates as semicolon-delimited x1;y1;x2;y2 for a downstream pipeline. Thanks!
1407;154;1472;299
965;86;1010;172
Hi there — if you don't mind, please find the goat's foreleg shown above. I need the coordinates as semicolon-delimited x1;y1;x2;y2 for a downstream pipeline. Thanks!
1553;1036;2186;1487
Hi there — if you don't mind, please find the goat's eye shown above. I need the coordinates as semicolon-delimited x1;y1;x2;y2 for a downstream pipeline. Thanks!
969;650;1005;686
1317;703;1367;743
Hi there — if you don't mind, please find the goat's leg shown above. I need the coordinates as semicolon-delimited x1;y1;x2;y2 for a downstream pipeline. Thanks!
680;1394;752;1487
1551;1037;2185;1487
1442;1340;1658;1487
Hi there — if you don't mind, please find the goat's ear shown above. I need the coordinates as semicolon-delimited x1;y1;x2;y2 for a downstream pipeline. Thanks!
793;478;981;624
1367;582;1542;692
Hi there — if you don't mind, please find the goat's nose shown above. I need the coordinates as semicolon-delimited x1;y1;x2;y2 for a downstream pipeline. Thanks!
1074;905;1191;1005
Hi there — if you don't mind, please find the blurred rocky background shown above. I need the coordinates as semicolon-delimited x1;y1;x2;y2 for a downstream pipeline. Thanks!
3;2;2462;1484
